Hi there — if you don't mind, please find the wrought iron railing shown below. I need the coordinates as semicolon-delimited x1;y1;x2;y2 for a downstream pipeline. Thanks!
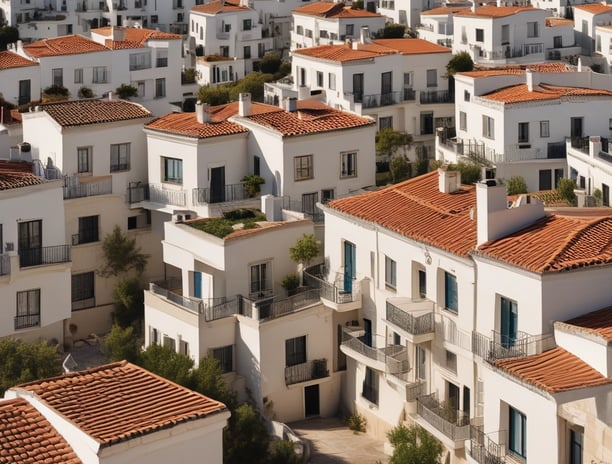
386;300;434;335
406;380;426;402
127;183;186;206
361;91;401;108
469;425;507;464
149;281;201;313
403;88;416;101
0;254;10;276
420;90;452;104
19;245;71;268
242;288;321;321
63;177;112;199
303;264;358;305
192;182;251;205
471;330;556;361
285;358;329;385
417;393;470;441
15;313;40;330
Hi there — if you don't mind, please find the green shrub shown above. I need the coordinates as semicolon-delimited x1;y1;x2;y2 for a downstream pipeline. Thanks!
387;423;444;464
78;86;94;99
506;176;528;195
103;324;140;363
42;85;70;102
115;83;138;99
241;174;265;197
557;178;577;205
268;439;301;464
281;273;300;293
347;413;366;433
390;156;411;183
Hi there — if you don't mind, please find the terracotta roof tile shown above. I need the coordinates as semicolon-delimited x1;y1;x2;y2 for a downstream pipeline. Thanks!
14;361;227;447
574;2;612;14
455;5;536;17
482;83;612;104
146;112;247;138
293;2;382;17
0;161;43;190
24;35;108;58
92;26;181;49
421;5;470;15
0;398;82;464
39;99;151;127
562;306;612;342
546;17;574;26
210;100;283;122
494;347;611;393
0;51;38;70
372;38;450;54
192;0;251;14
459;62;572;78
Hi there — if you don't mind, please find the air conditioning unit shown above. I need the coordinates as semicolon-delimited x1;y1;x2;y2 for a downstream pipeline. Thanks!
172;210;196;223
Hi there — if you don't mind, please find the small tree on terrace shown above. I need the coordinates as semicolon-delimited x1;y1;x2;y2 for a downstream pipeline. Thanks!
99;226;148;278
375;128;413;159
506;176;528;195
290;233;321;285
387;423;444;464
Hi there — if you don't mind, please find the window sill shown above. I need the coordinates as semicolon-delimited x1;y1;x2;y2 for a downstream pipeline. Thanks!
110;168;131;173
295;177;314;182
441;306;458;316
385;284;396;292
340;174;357;179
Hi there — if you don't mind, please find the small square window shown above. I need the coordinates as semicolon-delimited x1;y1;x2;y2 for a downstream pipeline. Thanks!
459;111;467;131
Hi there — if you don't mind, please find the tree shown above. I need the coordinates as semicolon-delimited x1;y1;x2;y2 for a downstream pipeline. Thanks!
257;53;281;74
78;86;94;99
192;356;237;410
139;344;195;388
0;339;62;395
381;23;406;38
557;178;577;205
0;26;18;51
289;234;320;267
387;423;444;464
42;85;70;103
446;51;474;77
449;161;481;184
224;403;269;464
268;440;301;464
197;85;231;106
506;176;528;195
415;158;429;177
103;324;140;363
113;278;145;328
375;128;413;159
229;72;274;102
390;156;411;183
115;83;138;99
99;226;149;277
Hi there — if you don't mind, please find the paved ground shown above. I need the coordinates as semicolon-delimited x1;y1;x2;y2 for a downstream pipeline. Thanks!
65;338;109;370
290;417;389;464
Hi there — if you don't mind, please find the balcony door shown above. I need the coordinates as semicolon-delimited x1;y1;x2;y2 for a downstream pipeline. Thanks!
210;166;225;203
381;71;392;105
570;117;583;139
343;240;356;293
500;297;518;348
447;381;460;411
18;220;42;267
353;73;364;103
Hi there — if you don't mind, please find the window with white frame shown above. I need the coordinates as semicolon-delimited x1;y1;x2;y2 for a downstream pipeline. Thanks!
475;28;484;42
379;116;393;130
110;143;130;171
163;157;183;184
151;327;159;345
92;66;107;84
426;69;437;87
340;151;357;178
482;115;495;139
16;289;40;330
328;72;336;90
243;45;251;59
385;256;396;289
77;146;92;173
74;68;83;84
130;52;151;70
155;78;166;98
296;25;303;35
250;261;272;296
540;120;550;138
294;155;313;181
459;111;467;131
156;49;168;67
527;21;539;38
346;24;354;36
71;271;95;311
317;71;323;87
444;271;458;313
518;122;529;144
305;29;313;38
163;335;176;351
243;18;252;31
509;406;527;459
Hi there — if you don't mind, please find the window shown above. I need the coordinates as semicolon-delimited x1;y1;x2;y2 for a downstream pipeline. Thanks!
74;68;83;84
305;29;313;38
420;112;433;135
92;66;107;83
242;18;252;31
362;367;378;404
379;116;393;130
554;169;563;189
78;215;99;244
72;272;95;310
151;327;159;345
285;335;306;367
296;25;303;35
464;90;470;101
179;339;188;356
416;345;426;380
540;120;550;138
527;21;539;38
500;296;518;348
254;156;260;176
459;111;467;131
16;289;40;329
426;69;437;88
340;151;357;178
128;211;150;230
250;261;271;296
321;189;334;203
328;73;336;90
444;272;458;313
294;155;313;181
475;28;484;42
110;143;130;171
482;115;495;139
445;350;457;373
212;345;234;373
155;78;166;98
243;45;251;59
52;68;63;87
554;35;562;48
418;269;426;298
509;406;527;458
570;428;583;464
77;146;92;173
156;49;168;67
137;81;145;97
518;122;529;144
603;184;610;207
346;24;354;36
501;24;509;44
163;157;183;184
163;335;176;351
404;71;413;88
316;71;323;87
385;256;396;289
18;79;30;105
258;43;265;58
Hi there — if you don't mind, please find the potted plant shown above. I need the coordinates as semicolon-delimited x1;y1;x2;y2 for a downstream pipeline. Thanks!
281;273;300;296
242;174;265;197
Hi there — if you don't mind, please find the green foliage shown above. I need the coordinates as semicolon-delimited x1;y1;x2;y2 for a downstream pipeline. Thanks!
0;26;19;51
268;439;301;464
506;176;528;195
415;158;429;177
351;0;364;8
191;209;265;238
115;83;138;99
99;226;149;277
289;234;320;266
0;338;62;395
347;413;366;432
381;23;406;38
387;423;444;464
258;53;281;74
113;278;145;328
78;86;94;99
229;72;274;102
242;174;265;197
593;188;602;200
224;403;270;464
448;161;481;184
557;178;577;204
182;68;198;84
281;273;300;293
197;85;231;105
446;51;474;77
103;324;140;363
42;85;70;102
139;344;195;388
194;219;235;238
278;61;292;78
376;128;413;158
223;208;265;221
390;156;411;183
192;356;237;409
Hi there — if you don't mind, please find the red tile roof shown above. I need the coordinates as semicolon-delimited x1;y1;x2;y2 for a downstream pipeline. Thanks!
40;99;151;127
482;83;612;104
574;2;612;14
0;398;81;464
92;26;181;49
561;306;612;342
146;112;248;138
372;38;450;54
459;62;572;78
421;5;470;15
14;361;227;447
192;0;251;14
494;347;611;393
24;35;108;58
455;5;536;17
293;2;382;17
0;51;38;70
0;161;43;191
546;17;574;26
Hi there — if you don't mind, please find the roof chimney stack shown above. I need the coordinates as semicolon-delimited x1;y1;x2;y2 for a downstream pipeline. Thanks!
438;166;461;194
359;26;371;44
239;92;252;117
286;97;297;112
195;101;210;123
111;26;125;42
107;91;113;101
471;0;477;12
525;68;539;92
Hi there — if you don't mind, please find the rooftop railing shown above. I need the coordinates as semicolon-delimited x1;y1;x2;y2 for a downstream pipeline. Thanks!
471;330;556;361
192;182;251;205
127;183;186;206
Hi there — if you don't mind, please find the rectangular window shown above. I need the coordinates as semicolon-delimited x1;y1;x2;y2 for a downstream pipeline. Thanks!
340;151;357;178
305;29;313;38
78;215;99;244
296;25;303;35
212;345;234;373
509;406;527;458
243;45;251;59
294;155;313;181
570;428;583;464
464;90;470;101
163;335;176;351
317;71;323;87
379;116;393;130
362;367;378;404
15;289;40;329
554;169;563;189
71;271;95;310
416;345;426;380
110;143;130;171
346;24;354;36
527;21;539;38
52;68;63;87
475;28;484;42
137;81;145;97
285;335;306;367
156;49;168;67
404;71;413;88
328;73;336;90
459;111;467;131
482;115;495;139
426;69;437;88
445;349;457;373
92;66;107;83
321;189;334;203
77;146;92;173
250;261;271;296
418;269;426;298
151;327;159;345
518;122;529;144
18;79;30;105
500;296;518;348
163;157;183;184
243;18;252;30
540;120;550;138
501;24;509;44
155;78;166;98
74;68;83;84
444;272;458;313
420;112;433;135
385;256;396;289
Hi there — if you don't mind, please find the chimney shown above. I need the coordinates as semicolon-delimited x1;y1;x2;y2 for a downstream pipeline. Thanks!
359;26;371;44
438;166;461;194
286;97;297;112
344;38;352;48
589;136;602;158
111;26;126;42
195;100;210;123
238;92;252;116
107;91;113;101
577;57;582;72
471;0;477;12
476;179;545;246
297;85;309;100
525;68;539;92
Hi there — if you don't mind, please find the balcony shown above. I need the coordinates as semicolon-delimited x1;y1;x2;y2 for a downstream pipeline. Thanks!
192;183;251;205
127;183;186;207
63;176;112;200
303;264;362;312
403;88;416;101
19;245;71;268
420;89;452;104
14;313;40;330
242;288;322;322
361;92;401;109
471;330;556;361
468;425;508;464
0;254;9;276
416;393;470;447
385;297;435;343
285;358;329;386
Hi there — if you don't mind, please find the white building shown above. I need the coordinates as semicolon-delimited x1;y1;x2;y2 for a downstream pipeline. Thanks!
287;36;454;158
377;0;430;29
596;24;612;72
21;98;164;339
0;51;40;107
574;2;612;55
4;360;229;464
0;160;71;343
291;2;385;51
417;5;469;48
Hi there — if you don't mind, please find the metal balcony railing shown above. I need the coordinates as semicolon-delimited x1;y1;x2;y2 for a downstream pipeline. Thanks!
471;330;556;361
469;425;508;464
303;264;359;305
406;380;426;402
63;177;112;199
386;300;434;336
127;184;186;206
243;288;321;321
417;393;470;441
15;313;40;330
19;245;71;268
403;88;416;101
0;254;10;276
361;92;401;108
420;89;452;104
192;183;251;205
285;358;329;385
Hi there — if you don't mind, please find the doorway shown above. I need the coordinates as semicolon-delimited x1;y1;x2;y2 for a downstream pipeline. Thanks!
305;384;320;417
210;166;225;203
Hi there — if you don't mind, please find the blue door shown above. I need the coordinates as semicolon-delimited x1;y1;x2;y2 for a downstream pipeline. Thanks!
343;241;356;293
194;271;202;298
500;297;517;348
